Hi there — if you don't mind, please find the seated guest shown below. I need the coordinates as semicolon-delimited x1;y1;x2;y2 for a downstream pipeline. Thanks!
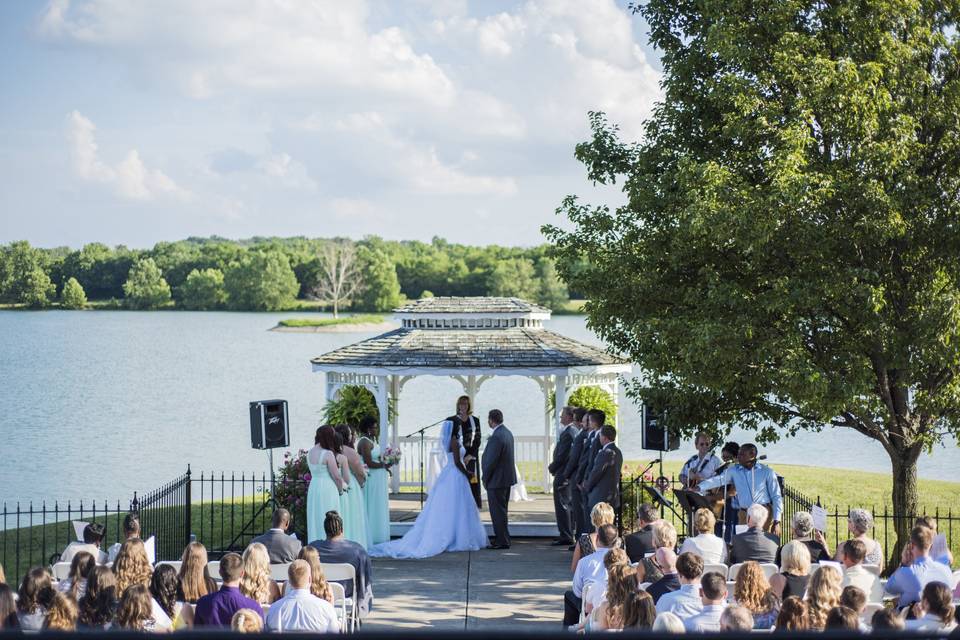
730;503;780;564
656;551;703;617
113;538;153;597
904;582;957;633
624;504;659;563
645;547;680;605
719;604;754;632
115;584;168;631
684;571;728;632
651;611;685;633
571;502;618;572
107;513;143;563
834;508;884;571
177;542;218;604
870;607;905;630
298;546;335;603
563;523;618;627
231;608;264;633
769;540;811;601
916;516;954;567
309;510;373;618
580;547;630;620
60;522;108;565
151;564;190;629
839;586;869;632
679;508;726;564
240;543;281;606
43;591;78;631
265;559;339;633
733;560;779;629
840;538;883;601
620;590;656;630
78;566;118;629
805;565;842;630
250;508;303;564
636;521;678;584
584;563;637;632
0;584;18;631
775;511;831;565
194;553;263;628
824;605;859;630
58;550;96;601
774;596;809;631
17;567;56;631
885;525;954;608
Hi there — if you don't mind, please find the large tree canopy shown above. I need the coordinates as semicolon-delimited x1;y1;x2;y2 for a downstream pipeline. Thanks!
545;0;960;569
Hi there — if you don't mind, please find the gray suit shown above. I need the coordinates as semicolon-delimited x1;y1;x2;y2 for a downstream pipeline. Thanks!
730;527;780;564
250;528;303;564
584;442;623;511
577;431;602;532
548;424;577;542
481;424;517;547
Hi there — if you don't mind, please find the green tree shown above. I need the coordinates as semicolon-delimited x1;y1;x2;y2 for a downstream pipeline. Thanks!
544;1;960;569
354;246;402;312
123;258;172;309
487;257;538;301
179;268;227;310
0;241;55;307
223;250;299;311
535;258;569;310
60;277;88;309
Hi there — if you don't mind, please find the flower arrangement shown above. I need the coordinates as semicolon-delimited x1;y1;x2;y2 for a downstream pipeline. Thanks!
381;445;402;466
272;449;311;540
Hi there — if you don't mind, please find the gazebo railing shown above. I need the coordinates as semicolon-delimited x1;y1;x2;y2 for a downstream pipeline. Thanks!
396;435;551;492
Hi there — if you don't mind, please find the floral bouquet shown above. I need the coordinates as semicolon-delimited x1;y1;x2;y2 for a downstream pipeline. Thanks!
381;445;402;466
272;449;311;540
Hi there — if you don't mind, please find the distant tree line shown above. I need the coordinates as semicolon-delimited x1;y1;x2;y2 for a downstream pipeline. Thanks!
0;236;579;312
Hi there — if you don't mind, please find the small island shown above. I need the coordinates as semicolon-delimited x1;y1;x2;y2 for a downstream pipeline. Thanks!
270;314;396;333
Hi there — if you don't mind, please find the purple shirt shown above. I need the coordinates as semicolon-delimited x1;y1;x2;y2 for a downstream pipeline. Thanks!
193;586;263;627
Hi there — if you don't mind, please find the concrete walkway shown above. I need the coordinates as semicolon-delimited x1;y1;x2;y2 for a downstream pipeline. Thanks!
362;539;571;631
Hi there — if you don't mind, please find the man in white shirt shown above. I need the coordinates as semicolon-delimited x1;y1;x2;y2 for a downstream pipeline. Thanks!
562;524;618;627
685;572;728;632
840;539;883;602
656;551;704;618
265;560;340;633
60;522;108;565
679;431;722;487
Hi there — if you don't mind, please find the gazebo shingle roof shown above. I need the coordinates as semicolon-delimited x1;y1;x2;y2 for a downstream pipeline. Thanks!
310;328;626;369
394;296;550;314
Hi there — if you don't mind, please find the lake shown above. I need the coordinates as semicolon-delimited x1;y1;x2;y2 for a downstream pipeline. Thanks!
1;310;957;503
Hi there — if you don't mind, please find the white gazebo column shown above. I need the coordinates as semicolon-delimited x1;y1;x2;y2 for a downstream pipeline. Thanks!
554;373;567;438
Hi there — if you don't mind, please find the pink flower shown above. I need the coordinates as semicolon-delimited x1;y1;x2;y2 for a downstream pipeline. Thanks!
303;473;312;482
295;498;303;506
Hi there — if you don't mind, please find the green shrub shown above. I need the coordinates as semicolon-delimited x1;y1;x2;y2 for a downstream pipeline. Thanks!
180;268;226;310
123;258;172;309
60;277;88;309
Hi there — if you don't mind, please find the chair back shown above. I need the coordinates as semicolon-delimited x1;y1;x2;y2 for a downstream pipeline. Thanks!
322;562;356;584
207;560;221;580
860;602;884;622
329;581;349;632
157;560;182;573
51;562;72;581
727;562;744;581
703;563;728;578
269;563;291;582
759;563;779;579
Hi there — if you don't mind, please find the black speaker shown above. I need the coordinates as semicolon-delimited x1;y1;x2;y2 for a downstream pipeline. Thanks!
250;399;289;450
641;405;679;451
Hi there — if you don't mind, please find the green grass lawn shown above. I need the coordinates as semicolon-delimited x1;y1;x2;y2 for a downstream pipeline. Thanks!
277;314;386;328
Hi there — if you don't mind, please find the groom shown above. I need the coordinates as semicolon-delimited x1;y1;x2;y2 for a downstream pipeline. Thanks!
481;409;516;549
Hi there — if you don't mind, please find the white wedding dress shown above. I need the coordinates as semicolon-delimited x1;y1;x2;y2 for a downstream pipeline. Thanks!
368;421;487;559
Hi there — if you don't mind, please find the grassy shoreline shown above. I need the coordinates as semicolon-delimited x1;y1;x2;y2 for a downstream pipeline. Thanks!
277;314;385;328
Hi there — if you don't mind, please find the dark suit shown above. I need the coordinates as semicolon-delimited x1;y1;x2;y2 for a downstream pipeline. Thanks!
250;528;303;564
548;424;577;542
576;431;602;533
449;414;482;508
561;428;589;537
730;527;780;564
624;524;655;563
481;424;516;547
584;442;623;513
646;572;681;604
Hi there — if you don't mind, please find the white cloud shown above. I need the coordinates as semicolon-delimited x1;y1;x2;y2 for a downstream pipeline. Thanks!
66;111;189;201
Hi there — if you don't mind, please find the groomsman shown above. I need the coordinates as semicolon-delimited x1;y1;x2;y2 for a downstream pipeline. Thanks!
559;408;590;547
584;425;623;513
576;409;605;534
548;406;579;546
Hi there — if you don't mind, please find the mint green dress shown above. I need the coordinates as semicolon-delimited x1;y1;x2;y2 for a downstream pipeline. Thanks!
360;436;391;545
307;448;341;544
339;456;369;548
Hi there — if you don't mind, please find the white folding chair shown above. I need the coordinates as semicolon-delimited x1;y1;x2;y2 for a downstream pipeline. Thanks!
323;563;358;632
703;563;728;578
727;562;744;581
759;563;779;579
579;582;594;624
51;562;72;581
726;581;736;602
329;582;349;632
861;602;884;623
809;562;819;573
953;569;960;589
157;560;182;573
269;563;291;582
207;560;221;580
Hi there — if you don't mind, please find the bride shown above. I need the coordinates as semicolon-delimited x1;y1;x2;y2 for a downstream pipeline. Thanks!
368;420;487;559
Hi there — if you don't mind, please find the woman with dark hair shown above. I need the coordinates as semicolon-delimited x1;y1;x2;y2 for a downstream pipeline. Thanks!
0;584;19;630
335;424;369;547
906;582;957;632
620;590;656;630
306;424;347;543
357;415;392;545
17;567;56;631
58;550;96;601
116;584;157;631
78;566;119;629
773;596;809;631
150;564;183;626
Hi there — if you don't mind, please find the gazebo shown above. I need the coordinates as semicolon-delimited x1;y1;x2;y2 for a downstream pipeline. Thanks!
310;297;632;492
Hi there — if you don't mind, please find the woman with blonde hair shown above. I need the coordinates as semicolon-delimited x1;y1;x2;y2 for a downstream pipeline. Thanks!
116;584;158;631
240;542;281;605
586;563;638;631
231;608;264;633
570;501;618;571
679;508;726;564
804;565;842;630
636;521;677;584
177;542;218;604
769;540;811;600
43;592;79;631
297;546;334;603
113;538;153;596
733;560;780;629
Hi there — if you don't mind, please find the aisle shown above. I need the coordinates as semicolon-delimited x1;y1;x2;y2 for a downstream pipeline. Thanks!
362;539;571;630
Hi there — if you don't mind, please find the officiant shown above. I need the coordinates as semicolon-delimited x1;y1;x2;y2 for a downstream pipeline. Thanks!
448;395;482;508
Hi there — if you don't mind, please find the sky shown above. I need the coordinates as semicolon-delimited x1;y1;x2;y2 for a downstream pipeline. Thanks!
0;0;663;249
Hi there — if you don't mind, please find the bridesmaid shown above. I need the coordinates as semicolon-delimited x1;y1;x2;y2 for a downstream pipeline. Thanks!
357;415;392;545
306;425;346;544
335;425;369;547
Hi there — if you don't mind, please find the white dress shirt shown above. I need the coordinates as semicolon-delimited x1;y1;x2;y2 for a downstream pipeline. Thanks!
680;454;722;485
655;582;704;618
685;603;727;632
573;547;611;598
841;563;884;602
905;613;958;633
679;533;727;565
266;587;340;633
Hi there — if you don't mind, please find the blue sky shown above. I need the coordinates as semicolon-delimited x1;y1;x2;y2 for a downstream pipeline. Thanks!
0;1;662;248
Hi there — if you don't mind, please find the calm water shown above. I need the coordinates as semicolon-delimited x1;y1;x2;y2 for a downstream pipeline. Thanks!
0;311;957;503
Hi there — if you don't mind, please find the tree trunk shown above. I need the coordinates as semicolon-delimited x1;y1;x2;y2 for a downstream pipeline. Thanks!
333;300;339;318
886;444;922;575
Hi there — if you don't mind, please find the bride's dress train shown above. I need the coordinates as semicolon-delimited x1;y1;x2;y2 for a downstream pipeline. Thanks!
368;422;487;559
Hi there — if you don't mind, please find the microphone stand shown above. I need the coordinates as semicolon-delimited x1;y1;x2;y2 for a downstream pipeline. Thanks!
404;418;446;509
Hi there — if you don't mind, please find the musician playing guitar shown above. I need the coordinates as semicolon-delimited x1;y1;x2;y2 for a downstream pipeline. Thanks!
679;431;722;488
